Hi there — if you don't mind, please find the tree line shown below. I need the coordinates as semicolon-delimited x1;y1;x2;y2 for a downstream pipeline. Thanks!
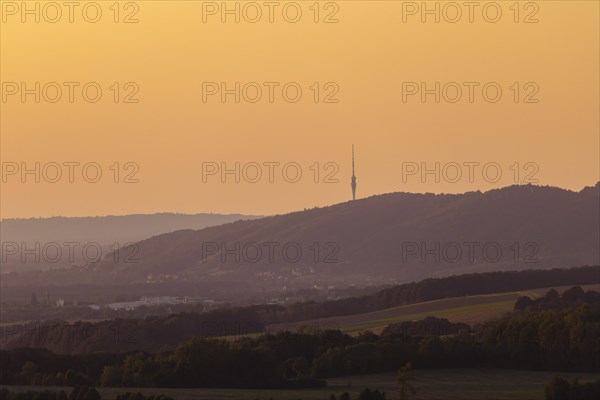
545;376;600;400
1;287;598;389
258;266;600;324
2;266;598;356
0;386;174;400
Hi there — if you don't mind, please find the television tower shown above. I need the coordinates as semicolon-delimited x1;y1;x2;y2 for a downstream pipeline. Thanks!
351;145;357;200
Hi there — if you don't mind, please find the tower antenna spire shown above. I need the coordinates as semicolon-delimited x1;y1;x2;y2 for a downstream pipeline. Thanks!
352;145;355;175
351;145;357;201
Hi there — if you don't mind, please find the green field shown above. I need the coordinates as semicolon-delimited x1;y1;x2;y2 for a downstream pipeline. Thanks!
4;369;598;400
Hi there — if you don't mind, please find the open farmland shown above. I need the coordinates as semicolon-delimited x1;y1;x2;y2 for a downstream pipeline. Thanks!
267;284;600;334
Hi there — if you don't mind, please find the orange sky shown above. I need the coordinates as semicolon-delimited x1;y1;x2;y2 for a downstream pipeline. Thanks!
1;0;599;218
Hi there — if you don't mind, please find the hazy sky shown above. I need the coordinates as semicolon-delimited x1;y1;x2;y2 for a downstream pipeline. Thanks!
1;0;598;218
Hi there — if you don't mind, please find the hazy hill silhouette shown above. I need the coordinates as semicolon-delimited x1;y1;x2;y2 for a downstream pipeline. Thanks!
78;183;599;290
0;213;259;272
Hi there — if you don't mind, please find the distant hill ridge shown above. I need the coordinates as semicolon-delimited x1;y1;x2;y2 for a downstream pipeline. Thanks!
89;183;599;289
0;212;260;244
0;213;260;273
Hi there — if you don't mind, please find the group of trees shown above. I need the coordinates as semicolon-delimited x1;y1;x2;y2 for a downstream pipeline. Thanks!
1;288;598;390
0;386;175;400
355;388;386;400
0;386;395;400
0;388;69;400
515;286;600;312
545;376;600;400
381;317;469;337
314;292;600;377
1;307;264;354
114;393;174;400
320;389;391;400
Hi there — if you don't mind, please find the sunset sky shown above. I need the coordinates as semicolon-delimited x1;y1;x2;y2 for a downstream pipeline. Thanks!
1;0;598;218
